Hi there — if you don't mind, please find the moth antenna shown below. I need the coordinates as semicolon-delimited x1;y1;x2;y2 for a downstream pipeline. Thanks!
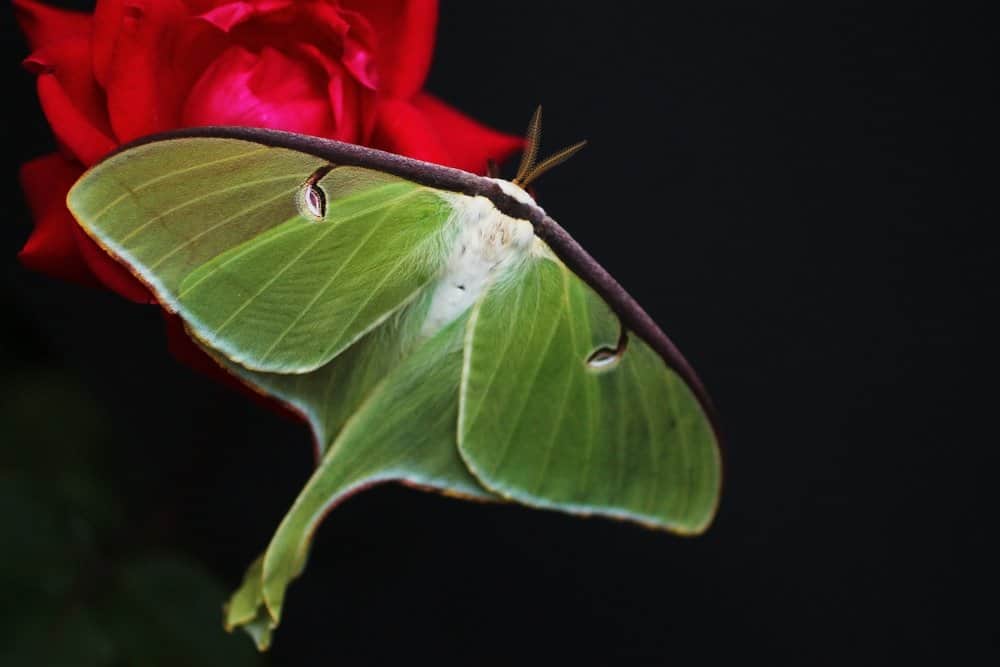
520;140;588;188
486;158;500;178
513;105;543;185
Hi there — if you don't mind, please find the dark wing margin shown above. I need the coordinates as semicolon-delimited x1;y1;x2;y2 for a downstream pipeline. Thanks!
105;125;723;441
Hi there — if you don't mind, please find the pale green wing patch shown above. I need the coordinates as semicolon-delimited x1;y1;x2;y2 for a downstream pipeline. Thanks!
68;137;457;373
223;314;495;645
208;288;435;458
458;254;721;534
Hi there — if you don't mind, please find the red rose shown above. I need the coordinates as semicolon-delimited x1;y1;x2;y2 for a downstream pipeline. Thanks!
15;0;521;421
15;0;522;302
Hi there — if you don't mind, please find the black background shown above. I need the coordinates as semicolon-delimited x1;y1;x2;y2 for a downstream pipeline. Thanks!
1;2;990;665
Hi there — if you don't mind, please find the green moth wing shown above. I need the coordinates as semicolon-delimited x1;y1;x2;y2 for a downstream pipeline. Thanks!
67;138;456;373
63;127;722;650
223;314;488;649
459;252;720;534
206;283;438;457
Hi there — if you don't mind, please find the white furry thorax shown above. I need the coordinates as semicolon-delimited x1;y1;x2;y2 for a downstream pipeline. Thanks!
420;183;536;337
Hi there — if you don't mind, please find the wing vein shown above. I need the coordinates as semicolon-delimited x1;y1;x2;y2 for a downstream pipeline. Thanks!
323;222;445;350
627;352;659;514
147;180;301;269
664;368;694;522
461;269;526;432
257;192;426;363
491;264;558;476
464;270;528;424
571;274;599;498
177;218;306;300
177;188;418;301
532;339;575;494
89;147;271;221
117;174;299;244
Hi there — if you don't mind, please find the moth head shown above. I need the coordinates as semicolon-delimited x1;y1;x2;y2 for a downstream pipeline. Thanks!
511;105;587;189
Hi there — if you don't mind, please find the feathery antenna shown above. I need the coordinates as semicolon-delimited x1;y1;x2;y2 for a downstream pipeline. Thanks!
512;106;586;187
519;140;588;188
513;105;543;185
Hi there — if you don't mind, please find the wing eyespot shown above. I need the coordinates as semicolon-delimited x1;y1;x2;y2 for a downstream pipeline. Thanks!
304;185;326;219
586;347;622;370
297;164;334;221
585;328;629;371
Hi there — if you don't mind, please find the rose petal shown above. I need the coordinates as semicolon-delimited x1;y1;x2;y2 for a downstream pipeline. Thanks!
330;70;374;143
340;33;378;91
13;0;90;52
92;0;122;87
304;2;353;40
412;94;524;174
18;129;149;304
179;0;234;15
291;42;372;143
341;0;437;99
34;75;116;165
182;45;337;137
196;0;295;33
25;34;117;165
17;153;99;287
25;35;113;135
372;98;451;165
197;1;352;57
103;0;221;142
324;64;363;142
331;8;377;90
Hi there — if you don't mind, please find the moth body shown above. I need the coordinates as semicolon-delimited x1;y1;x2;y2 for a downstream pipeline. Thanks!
421;187;534;338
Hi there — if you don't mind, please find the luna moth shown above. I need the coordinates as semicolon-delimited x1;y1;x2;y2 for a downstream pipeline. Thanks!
65;111;722;650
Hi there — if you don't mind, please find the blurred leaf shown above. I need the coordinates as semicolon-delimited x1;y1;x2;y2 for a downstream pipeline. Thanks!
0;367;262;666
100;556;263;666
1;605;116;667
0;369;107;470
